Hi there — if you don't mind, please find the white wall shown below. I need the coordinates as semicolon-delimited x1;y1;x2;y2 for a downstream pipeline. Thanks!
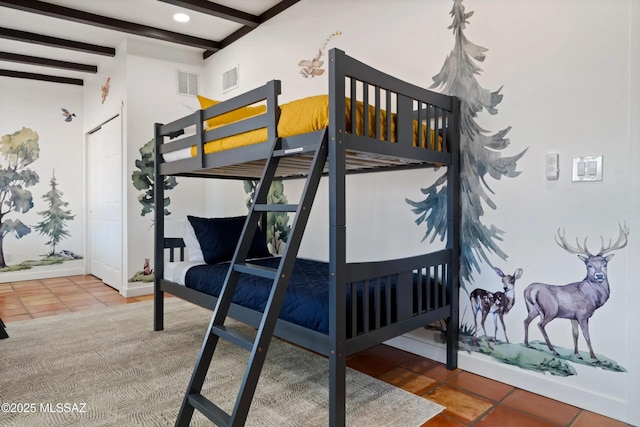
123;41;206;296
194;0;639;424
627;0;640;422
82;38;209;296
0;77;85;281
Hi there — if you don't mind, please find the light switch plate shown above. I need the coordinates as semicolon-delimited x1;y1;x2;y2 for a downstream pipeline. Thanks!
546;153;559;180
572;155;603;182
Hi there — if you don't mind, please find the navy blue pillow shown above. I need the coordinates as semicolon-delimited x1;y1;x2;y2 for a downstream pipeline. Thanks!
187;215;272;264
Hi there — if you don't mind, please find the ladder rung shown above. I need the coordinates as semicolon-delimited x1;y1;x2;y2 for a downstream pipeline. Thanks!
253;204;298;212
211;325;254;351
273;145;317;157
233;263;278;280
188;393;230;426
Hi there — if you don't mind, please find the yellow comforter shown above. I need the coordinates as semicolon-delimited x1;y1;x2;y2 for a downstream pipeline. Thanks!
193;95;439;157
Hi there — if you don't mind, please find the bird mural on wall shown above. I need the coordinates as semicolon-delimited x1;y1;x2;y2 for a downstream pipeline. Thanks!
101;77;111;104
61;108;76;122
298;31;342;78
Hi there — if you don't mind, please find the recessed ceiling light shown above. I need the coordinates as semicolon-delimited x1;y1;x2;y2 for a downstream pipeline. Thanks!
173;13;190;23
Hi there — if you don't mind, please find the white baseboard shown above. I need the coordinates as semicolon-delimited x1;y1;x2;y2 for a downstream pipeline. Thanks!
0;266;85;283
385;330;633;425
385;328;447;364
121;282;154;297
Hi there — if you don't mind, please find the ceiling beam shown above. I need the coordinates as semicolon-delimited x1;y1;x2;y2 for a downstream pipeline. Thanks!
0;0;220;52
204;0;300;59
0;69;83;85
0;27;115;57
260;0;301;22
0;51;97;73
156;0;259;27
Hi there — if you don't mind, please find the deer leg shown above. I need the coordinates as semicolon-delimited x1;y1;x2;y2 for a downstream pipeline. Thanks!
498;314;509;344
471;301;482;347
472;308;479;346
523;309;538;348
577;318;600;362
570;320;583;360
537;317;560;356
480;312;493;350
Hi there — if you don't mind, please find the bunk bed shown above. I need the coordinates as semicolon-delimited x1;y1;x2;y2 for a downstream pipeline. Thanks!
154;48;460;427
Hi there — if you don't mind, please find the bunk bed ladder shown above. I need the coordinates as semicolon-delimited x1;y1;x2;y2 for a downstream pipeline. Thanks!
175;131;329;427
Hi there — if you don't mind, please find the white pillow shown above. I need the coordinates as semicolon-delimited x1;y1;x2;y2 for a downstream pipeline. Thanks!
183;220;205;264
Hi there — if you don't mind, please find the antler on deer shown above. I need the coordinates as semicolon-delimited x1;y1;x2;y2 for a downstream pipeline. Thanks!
598;222;629;256
556;223;629;257
555;228;593;256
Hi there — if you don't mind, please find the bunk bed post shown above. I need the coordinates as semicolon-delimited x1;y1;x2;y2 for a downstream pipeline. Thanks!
328;47;347;427
446;97;462;369
154;122;165;331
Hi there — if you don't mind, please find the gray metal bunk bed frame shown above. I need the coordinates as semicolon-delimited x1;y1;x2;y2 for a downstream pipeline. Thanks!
154;48;460;427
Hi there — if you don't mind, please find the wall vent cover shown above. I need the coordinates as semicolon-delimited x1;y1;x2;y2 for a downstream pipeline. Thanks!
177;70;198;96
223;65;239;93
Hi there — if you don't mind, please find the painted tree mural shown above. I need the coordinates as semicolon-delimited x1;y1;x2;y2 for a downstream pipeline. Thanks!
243;180;290;254
132;139;178;218
406;0;527;284
0;127;40;268
34;170;75;256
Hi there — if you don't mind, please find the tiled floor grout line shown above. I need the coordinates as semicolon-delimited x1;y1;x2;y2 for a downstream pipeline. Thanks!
474;386;566;426
442;370;496;426
566;409;585;427
12;283;32;319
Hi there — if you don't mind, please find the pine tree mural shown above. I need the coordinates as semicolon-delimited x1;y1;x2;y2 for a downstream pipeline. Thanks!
35;170;75;256
406;0;527;284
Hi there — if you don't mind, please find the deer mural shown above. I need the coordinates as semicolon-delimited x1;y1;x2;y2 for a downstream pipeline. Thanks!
524;223;629;362
470;267;523;349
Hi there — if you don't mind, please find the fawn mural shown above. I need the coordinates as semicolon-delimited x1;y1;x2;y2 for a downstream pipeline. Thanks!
470;267;523;350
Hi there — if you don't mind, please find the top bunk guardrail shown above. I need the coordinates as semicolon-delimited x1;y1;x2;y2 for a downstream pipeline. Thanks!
329;48;459;167
155;80;281;177
154;49;460;179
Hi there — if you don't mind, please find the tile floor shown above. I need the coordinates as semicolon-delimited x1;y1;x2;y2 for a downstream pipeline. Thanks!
0;275;633;427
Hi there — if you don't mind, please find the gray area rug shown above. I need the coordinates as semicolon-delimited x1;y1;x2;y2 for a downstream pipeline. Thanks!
0;298;443;426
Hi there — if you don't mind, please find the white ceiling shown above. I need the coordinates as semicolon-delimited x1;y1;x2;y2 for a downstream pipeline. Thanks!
0;0;295;84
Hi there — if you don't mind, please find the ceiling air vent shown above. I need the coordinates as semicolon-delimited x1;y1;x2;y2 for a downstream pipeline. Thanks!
223;65;239;93
177;70;198;96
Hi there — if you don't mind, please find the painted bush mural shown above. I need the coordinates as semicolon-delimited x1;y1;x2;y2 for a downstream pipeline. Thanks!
132;139;178;219
243;180;290;255
0;127;40;269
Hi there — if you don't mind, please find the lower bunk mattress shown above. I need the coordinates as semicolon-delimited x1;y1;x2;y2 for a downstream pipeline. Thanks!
171;257;443;337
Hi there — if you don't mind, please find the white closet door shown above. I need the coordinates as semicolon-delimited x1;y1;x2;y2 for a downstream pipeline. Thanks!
87;115;123;291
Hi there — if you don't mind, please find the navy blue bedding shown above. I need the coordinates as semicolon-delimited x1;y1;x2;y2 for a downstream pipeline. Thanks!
184;257;394;335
